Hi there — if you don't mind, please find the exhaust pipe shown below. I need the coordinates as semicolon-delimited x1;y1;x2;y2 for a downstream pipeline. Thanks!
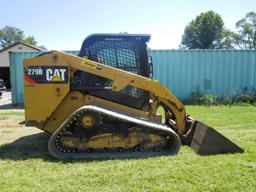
185;120;244;155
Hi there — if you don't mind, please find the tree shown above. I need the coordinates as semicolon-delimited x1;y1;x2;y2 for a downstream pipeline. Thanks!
220;29;239;49
181;11;224;49
24;35;37;46
235;11;256;49
0;26;24;48
0;25;46;49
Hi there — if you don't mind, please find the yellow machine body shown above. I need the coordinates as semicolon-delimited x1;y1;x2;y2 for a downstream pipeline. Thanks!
24;50;244;158
24;51;186;135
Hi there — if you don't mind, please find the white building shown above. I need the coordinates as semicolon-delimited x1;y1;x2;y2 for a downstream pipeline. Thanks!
0;42;42;89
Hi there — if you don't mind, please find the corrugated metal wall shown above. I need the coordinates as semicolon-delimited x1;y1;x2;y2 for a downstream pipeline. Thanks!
10;50;256;105
10;52;39;105
150;50;256;100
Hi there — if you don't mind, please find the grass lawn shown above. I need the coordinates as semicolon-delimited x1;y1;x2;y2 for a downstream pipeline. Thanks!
0;106;255;192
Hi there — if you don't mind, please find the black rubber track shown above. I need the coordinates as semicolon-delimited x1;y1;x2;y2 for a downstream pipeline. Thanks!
48;105;181;159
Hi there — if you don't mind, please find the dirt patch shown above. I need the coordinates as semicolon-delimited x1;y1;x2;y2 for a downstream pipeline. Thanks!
0;114;24;127
0;119;24;128
0;126;43;145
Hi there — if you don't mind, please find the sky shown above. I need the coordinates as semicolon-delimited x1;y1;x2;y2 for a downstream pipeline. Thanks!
1;0;255;50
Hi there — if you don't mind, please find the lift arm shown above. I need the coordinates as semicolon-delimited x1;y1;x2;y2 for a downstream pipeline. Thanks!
56;51;187;136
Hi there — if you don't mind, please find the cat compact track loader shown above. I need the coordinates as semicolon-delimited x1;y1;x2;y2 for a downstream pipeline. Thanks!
23;34;243;159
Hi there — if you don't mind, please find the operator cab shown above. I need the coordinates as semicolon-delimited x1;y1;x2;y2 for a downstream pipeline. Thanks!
78;34;152;77
73;34;152;109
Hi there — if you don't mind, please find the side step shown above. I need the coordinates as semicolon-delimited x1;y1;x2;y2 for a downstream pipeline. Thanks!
189;121;244;155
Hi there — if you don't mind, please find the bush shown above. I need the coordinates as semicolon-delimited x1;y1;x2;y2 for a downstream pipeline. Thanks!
185;90;256;106
199;94;217;106
235;91;256;104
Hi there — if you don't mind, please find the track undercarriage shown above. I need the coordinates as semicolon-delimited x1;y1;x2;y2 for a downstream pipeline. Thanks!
48;105;181;159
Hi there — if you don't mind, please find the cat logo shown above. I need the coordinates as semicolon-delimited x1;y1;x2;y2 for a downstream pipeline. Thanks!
46;68;67;82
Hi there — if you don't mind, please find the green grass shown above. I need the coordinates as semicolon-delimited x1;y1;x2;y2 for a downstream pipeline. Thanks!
0;106;256;192
0;111;24;120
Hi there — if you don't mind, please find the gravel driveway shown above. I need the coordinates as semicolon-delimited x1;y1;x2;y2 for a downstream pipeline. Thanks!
0;91;12;106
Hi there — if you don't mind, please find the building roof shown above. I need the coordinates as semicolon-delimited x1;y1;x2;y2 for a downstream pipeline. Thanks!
0;41;43;53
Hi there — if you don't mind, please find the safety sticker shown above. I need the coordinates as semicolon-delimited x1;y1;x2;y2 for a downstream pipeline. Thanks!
81;61;102;72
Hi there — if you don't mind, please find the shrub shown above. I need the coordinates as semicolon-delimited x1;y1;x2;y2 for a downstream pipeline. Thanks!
185;89;256;106
199;94;217;106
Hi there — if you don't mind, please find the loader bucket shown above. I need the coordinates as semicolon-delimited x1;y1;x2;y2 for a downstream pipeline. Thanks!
189;121;244;155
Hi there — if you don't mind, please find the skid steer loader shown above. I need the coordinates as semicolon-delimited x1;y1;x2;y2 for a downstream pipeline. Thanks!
23;34;243;159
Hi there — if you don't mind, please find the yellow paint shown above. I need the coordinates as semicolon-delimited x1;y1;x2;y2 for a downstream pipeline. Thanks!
23;53;69;129
62;132;165;150
42;92;149;133
82;116;94;127
51;76;62;81
24;51;186;136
